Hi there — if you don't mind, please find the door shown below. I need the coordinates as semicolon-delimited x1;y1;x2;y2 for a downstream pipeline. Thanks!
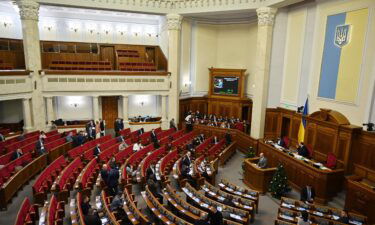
100;46;115;70
101;96;118;129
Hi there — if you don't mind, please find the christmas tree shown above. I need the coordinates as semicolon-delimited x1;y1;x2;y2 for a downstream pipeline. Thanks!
268;164;290;199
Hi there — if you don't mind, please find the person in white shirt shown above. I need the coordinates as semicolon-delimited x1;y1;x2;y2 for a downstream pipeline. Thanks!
132;141;143;152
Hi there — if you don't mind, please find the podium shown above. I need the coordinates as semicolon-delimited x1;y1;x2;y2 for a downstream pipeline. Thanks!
243;157;276;193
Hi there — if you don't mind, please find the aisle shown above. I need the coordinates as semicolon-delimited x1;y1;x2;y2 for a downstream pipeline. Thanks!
216;151;279;225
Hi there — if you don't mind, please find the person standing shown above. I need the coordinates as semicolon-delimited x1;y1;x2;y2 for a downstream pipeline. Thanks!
257;153;268;169
170;118;177;130
114;118;120;137
95;121;100;139
99;119;105;137
300;184;315;203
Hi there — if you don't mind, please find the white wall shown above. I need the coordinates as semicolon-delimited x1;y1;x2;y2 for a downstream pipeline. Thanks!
128;95;161;118
0;99;23;123
55;96;93;120
188;22;258;96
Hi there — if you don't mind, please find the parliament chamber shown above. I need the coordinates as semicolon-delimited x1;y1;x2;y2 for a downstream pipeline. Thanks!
0;0;375;224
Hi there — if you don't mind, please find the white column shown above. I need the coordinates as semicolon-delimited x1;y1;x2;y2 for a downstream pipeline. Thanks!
161;95;168;129
46;96;54;127
93;96;99;122
251;7;277;139
122;95;129;128
16;0;45;130
22;98;33;131
166;14;182;125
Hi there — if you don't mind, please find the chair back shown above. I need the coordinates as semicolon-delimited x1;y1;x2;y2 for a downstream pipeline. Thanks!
325;152;337;169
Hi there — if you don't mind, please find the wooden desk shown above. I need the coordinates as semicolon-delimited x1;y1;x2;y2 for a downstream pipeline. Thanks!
258;140;345;203
345;165;375;224
129;121;161;132
243;157;276;194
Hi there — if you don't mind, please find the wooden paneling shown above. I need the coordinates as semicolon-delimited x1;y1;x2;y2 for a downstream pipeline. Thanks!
101;96;119;129
352;131;375;172
100;46;115;69
259;141;345;203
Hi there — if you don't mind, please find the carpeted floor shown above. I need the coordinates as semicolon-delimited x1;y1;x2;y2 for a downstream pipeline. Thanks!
0;149;344;225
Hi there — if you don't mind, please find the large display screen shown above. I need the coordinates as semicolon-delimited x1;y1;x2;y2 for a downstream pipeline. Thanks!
213;76;239;95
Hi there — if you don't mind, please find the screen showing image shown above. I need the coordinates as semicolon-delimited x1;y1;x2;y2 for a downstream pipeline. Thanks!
213;76;239;95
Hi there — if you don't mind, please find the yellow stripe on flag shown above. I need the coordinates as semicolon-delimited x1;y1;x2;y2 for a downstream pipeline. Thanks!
298;121;305;144
335;8;368;103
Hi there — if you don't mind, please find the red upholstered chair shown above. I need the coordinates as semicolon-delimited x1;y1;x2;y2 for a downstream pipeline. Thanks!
282;136;290;148
325;153;337;169
306;144;314;158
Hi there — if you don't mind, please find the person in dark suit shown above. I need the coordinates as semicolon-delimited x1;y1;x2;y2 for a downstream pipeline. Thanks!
150;129;157;143
208;206;223;225
223;195;235;207
11;148;23;161
107;168;119;196
277;137;286;148
119;119;124;130
0;133;5;142
138;128;144;135
225;131;232;145
153;140;160;149
170;118;177;130
75;131;86;146
35;138;46;156
93;144;101;157
81;195;91;215
182;151;192;167
116;135;124;143
99;119;105;137
257;153;268;169
300;184;315;203
297;142;309;158
146;163;156;181
338;210;349;224
147;177;163;202
84;214;101;225
101;164;109;186
114;118;120;137
194;214;209;225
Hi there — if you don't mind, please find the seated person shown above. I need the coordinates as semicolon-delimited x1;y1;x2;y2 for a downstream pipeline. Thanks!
297;142;310;158
257;153;268;169
116;135;124;143
300;184;315;203
65;132;74;142
118;140;129;151
126;164;137;180
222;194;235;207
11;148;23;161
277;137;286;148
35;138;46;155
225;131;232;145
93;144;101;157
338;210;349;224
132;141;143;152
0;133;5;142
297;211;310;225
212;136;219;144
198;157;211;179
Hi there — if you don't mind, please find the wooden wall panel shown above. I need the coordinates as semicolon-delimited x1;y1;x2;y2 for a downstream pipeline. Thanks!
352;131;375;172
101;96;119;129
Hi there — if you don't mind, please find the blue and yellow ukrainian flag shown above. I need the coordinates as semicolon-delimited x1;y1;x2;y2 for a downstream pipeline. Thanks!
298;98;308;143
318;8;368;103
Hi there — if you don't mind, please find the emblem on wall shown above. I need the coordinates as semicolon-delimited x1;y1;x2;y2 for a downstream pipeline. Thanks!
334;24;351;48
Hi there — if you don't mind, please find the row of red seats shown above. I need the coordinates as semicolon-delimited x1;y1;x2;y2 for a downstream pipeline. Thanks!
0;130;39;151
119;128;131;137
15;197;38;225
68;135;111;158
208;139;226;156
5;130;58;153
140;146;166;179
158;150;178;179
54;157;83;203
0;153;32;186
78;158;99;193
47;195;65;225
157;128;175;140
172;132;195;147
83;138;119;161
51;60;111;65
114;144;134;165
119;67;157;72
195;137;213;154
33;156;67;204
49;65;112;71
119;62;154;66
139;127;162;145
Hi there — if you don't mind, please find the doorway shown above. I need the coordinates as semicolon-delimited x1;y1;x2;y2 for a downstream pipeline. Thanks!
100;46;115;70
101;96;118;129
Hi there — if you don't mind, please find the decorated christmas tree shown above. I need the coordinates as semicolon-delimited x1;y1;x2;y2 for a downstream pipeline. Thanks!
268;164;290;199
